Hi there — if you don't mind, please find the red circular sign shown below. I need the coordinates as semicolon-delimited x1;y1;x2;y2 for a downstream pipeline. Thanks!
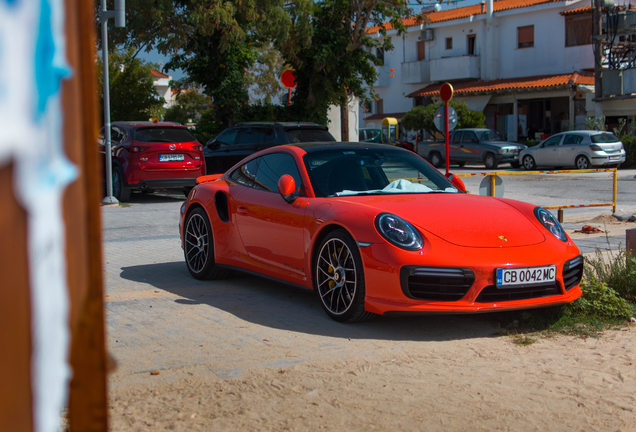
440;83;454;102
281;69;297;89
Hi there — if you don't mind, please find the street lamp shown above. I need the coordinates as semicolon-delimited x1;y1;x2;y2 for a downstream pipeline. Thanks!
100;0;125;204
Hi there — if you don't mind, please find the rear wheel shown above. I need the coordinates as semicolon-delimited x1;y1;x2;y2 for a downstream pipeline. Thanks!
184;208;230;280
522;155;536;170
429;152;443;168
484;153;498;169
510;161;520;169
457;161;466;167
112;166;131;202
575;155;590;170
314;230;373;323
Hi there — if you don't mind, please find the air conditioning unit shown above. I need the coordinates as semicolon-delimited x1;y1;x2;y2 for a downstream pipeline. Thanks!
421;29;434;41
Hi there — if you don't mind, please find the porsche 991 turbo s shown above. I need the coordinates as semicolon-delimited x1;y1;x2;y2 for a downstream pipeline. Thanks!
179;143;583;322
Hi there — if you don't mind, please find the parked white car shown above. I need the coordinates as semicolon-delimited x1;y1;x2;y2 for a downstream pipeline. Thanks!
519;131;626;170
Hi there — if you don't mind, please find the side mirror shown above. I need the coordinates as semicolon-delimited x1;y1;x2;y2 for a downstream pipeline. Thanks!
207;140;220;150
445;173;466;192
278;174;296;203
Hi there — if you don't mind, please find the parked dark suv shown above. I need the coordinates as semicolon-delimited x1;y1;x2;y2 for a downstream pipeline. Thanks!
204;122;336;174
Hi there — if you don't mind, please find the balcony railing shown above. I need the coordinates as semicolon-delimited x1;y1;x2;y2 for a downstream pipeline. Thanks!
430;55;480;82
401;60;431;85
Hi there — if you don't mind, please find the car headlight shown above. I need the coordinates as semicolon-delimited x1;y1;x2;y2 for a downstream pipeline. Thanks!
534;207;567;242
375;213;423;251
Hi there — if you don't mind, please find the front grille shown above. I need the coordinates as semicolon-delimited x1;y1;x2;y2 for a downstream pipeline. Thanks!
400;266;474;301
563;255;584;291
475;283;561;303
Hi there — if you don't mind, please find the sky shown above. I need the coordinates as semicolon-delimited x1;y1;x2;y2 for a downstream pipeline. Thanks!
138;0;487;81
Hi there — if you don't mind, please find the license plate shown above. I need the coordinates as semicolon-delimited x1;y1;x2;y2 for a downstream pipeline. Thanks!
496;265;556;287
159;154;184;162
609;156;619;161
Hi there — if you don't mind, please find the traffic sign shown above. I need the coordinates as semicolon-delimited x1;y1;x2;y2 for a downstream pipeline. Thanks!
434;105;458;132
440;83;454;102
280;69;297;89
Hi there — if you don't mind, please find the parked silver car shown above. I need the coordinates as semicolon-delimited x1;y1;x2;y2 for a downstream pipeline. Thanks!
519;131;626;170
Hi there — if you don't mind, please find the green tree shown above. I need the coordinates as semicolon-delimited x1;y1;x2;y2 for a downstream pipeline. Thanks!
164;90;212;124
277;1;423;132
97;47;164;121
401;101;486;138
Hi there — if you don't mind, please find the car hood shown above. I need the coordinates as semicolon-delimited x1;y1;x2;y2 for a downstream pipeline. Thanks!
334;193;546;248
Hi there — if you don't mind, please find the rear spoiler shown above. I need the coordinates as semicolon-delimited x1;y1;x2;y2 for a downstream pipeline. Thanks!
197;174;223;184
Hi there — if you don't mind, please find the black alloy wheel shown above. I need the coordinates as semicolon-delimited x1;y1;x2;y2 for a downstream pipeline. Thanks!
314;230;373;323
184;208;229;280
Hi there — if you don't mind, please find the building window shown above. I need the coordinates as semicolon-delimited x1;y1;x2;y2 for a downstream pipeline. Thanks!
565;15;592;47
417;40;426;61
518;25;534;48
376;99;383;115
445;37;453;50
467;34;476;55
376;47;384;63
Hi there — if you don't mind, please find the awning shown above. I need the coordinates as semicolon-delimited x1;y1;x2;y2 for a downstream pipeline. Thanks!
453;95;492;112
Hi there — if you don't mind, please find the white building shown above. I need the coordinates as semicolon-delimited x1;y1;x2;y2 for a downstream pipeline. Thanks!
151;69;176;108
364;0;602;141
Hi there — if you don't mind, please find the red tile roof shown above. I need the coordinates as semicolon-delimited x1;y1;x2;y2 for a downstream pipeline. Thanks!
560;5;593;15
406;72;594;98
367;0;563;33
151;69;170;79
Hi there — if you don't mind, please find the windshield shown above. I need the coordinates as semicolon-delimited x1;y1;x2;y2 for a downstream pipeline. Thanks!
477;130;503;141
133;127;196;143
303;148;458;197
591;132;619;144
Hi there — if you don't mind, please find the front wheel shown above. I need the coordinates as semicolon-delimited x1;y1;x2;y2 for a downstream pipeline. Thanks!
457;161;466;167
484;153;498;169
314;230;373;323
575;155;590;170
429;152;443;168
522;155;536;170
184;208;230;280
510;161;520;169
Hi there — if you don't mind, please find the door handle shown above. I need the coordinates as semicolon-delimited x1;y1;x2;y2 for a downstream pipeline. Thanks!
237;206;249;215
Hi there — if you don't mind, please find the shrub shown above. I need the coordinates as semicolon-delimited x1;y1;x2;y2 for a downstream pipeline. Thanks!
585;246;636;302
568;278;634;319
619;135;636;168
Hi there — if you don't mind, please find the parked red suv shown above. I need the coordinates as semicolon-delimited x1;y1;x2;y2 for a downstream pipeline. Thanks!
99;121;206;201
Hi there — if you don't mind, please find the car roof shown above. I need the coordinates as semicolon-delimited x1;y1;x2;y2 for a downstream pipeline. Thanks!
290;142;406;154
234;121;327;129
112;121;185;128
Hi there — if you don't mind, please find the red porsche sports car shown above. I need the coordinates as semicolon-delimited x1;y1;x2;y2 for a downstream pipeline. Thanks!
179;143;583;322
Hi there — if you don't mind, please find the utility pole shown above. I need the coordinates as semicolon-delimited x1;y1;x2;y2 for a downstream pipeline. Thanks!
594;0;603;104
100;0;126;204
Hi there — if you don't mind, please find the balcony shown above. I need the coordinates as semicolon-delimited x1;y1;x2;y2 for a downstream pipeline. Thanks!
430;55;480;82
401;60;430;85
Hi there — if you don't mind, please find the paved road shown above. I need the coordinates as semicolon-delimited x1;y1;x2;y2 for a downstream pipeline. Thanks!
103;170;636;382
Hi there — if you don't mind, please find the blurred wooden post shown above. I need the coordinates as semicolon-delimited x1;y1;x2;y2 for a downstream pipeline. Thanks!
627;229;636;261
0;0;108;430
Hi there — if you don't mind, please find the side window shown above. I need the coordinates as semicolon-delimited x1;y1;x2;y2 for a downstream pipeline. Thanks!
216;129;238;146
462;131;478;143
230;158;259;187
236;128;262;145
563;134;584;145
256;128;277;145
543;135;562;147
255;153;304;196
452;132;462;144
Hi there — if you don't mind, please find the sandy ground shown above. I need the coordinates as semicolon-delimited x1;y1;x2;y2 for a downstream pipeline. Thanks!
109;327;636;431
106;209;636;432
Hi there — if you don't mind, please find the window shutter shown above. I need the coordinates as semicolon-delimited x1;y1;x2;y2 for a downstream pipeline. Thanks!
417;41;426;60
518;26;534;47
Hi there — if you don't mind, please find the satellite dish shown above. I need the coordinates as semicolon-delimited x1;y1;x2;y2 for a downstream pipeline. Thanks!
434;2;442;11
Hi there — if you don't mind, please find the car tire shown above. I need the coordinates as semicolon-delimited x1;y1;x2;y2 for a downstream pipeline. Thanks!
112;166;131;202
510;161;520;169
484;153;498;169
430;152;443;168
457;161;466;167
314;229;374;323
522;155;536;170
184;207;230;280
575;155;590;170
